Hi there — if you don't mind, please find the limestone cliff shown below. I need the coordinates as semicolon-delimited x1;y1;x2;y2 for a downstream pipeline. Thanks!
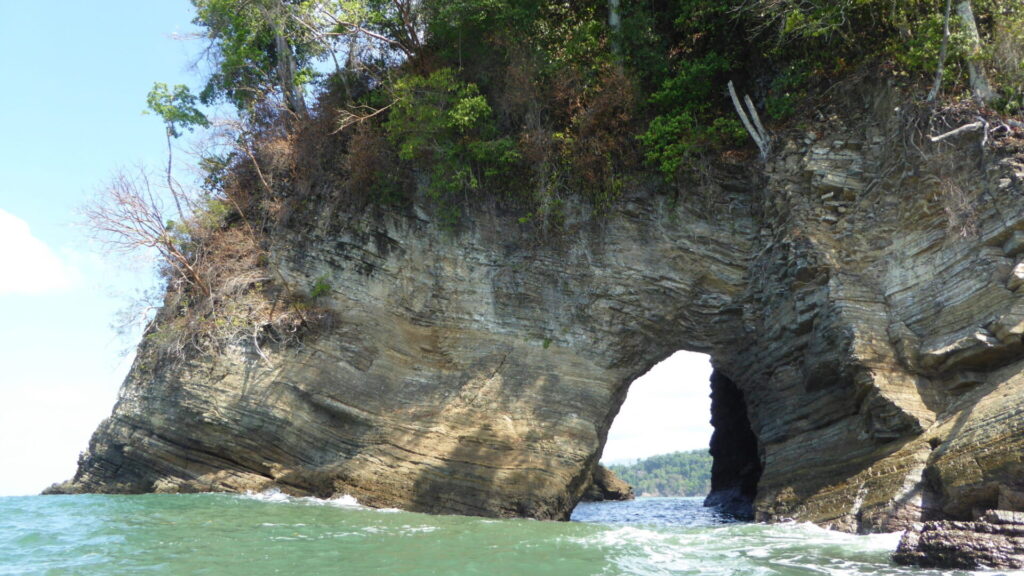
54;93;1024;532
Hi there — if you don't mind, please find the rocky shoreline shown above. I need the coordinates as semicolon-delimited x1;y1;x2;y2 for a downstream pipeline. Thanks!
893;510;1024;570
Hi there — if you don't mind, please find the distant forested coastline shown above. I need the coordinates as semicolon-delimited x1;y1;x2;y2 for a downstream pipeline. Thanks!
608;450;712;497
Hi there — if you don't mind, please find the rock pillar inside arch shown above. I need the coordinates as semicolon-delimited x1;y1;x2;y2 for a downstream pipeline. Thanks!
704;370;762;519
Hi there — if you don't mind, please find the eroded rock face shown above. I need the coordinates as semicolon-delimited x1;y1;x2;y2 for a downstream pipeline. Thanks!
58;180;758;520
704;371;760;519
581;465;635;502
56;100;1024;531
893;510;1024;569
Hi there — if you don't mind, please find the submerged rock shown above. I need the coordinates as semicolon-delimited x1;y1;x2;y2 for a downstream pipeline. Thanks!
704;487;754;521
893;510;1024;569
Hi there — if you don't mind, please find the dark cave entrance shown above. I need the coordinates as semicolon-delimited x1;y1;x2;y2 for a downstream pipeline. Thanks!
599;352;763;520
705;370;763;520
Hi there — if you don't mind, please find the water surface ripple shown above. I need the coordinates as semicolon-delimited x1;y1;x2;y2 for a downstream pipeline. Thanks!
0;494;1012;575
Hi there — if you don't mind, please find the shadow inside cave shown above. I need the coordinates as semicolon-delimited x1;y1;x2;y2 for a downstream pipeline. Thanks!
592;351;760;521
704;370;762;520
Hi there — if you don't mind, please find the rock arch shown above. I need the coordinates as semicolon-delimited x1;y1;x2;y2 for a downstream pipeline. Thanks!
57;118;1024;533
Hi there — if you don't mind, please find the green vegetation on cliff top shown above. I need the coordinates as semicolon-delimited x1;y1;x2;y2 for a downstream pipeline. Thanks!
86;0;1024;358
609;450;712;498
153;0;1024;213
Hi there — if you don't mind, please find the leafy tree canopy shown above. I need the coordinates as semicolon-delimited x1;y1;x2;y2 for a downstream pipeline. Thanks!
146;83;210;138
609;450;713;498
153;0;1024;224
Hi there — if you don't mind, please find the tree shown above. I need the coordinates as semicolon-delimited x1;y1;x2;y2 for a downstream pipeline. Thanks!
146;83;210;139
927;0;954;102
955;0;995;104
191;0;320;120
146;83;210;221
191;0;423;125
608;450;713;497
301;0;422;59
82;168;209;299
608;0;621;54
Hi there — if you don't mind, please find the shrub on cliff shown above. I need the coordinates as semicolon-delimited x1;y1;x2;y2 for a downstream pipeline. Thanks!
168;0;1024;224
383;68;519;224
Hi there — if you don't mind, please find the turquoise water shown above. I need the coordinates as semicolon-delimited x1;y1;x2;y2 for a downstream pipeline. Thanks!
0;494;1002;575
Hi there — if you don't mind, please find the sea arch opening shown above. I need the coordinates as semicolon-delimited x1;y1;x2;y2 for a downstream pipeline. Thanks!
596;350;763;519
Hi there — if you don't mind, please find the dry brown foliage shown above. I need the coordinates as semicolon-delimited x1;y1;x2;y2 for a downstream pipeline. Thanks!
494;48;546;131
83;168;211;298
566;65;641;206
342;121;402;205
86;162;332;363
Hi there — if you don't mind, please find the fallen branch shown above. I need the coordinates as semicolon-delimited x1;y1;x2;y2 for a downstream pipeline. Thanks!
928;120;985;142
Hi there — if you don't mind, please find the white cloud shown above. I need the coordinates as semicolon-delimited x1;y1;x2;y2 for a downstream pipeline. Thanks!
0;209;77;295
0;380;123;496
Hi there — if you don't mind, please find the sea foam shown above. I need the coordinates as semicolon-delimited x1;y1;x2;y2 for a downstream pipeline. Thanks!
241;488;364;509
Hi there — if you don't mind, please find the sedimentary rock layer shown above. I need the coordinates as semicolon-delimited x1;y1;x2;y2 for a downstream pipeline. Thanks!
55;98;1024;531
581;465;635;502
893;510;1024;569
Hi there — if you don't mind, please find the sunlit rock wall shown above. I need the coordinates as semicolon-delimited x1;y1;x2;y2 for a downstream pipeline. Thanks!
58;98;1024;532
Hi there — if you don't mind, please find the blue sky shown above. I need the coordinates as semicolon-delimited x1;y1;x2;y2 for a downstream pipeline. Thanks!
602;351;714;464
0;1;200;496
0;2;712;496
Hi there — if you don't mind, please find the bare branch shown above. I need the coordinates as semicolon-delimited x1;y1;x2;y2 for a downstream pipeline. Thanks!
83;166;210;297
253;322;273;366
728;81;770;158
333;101;395;133
293;4;414;58
928;120;985;142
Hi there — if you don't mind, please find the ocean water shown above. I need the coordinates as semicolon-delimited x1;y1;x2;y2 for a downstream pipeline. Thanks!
0;493;1011;576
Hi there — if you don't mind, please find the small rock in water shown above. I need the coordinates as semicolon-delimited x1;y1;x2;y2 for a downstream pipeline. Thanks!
580;465;635;502
892;510;1024;570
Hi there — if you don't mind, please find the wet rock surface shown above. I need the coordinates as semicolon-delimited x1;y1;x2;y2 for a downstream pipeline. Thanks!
893;510;1024;569
55;98;1024;531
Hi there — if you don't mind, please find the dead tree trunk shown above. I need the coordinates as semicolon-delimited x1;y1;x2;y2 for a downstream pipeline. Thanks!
728;81;770;159
259;1;308;121
608;0;621;55
956;0;995;104
274;30;308;119
928;0;953;102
